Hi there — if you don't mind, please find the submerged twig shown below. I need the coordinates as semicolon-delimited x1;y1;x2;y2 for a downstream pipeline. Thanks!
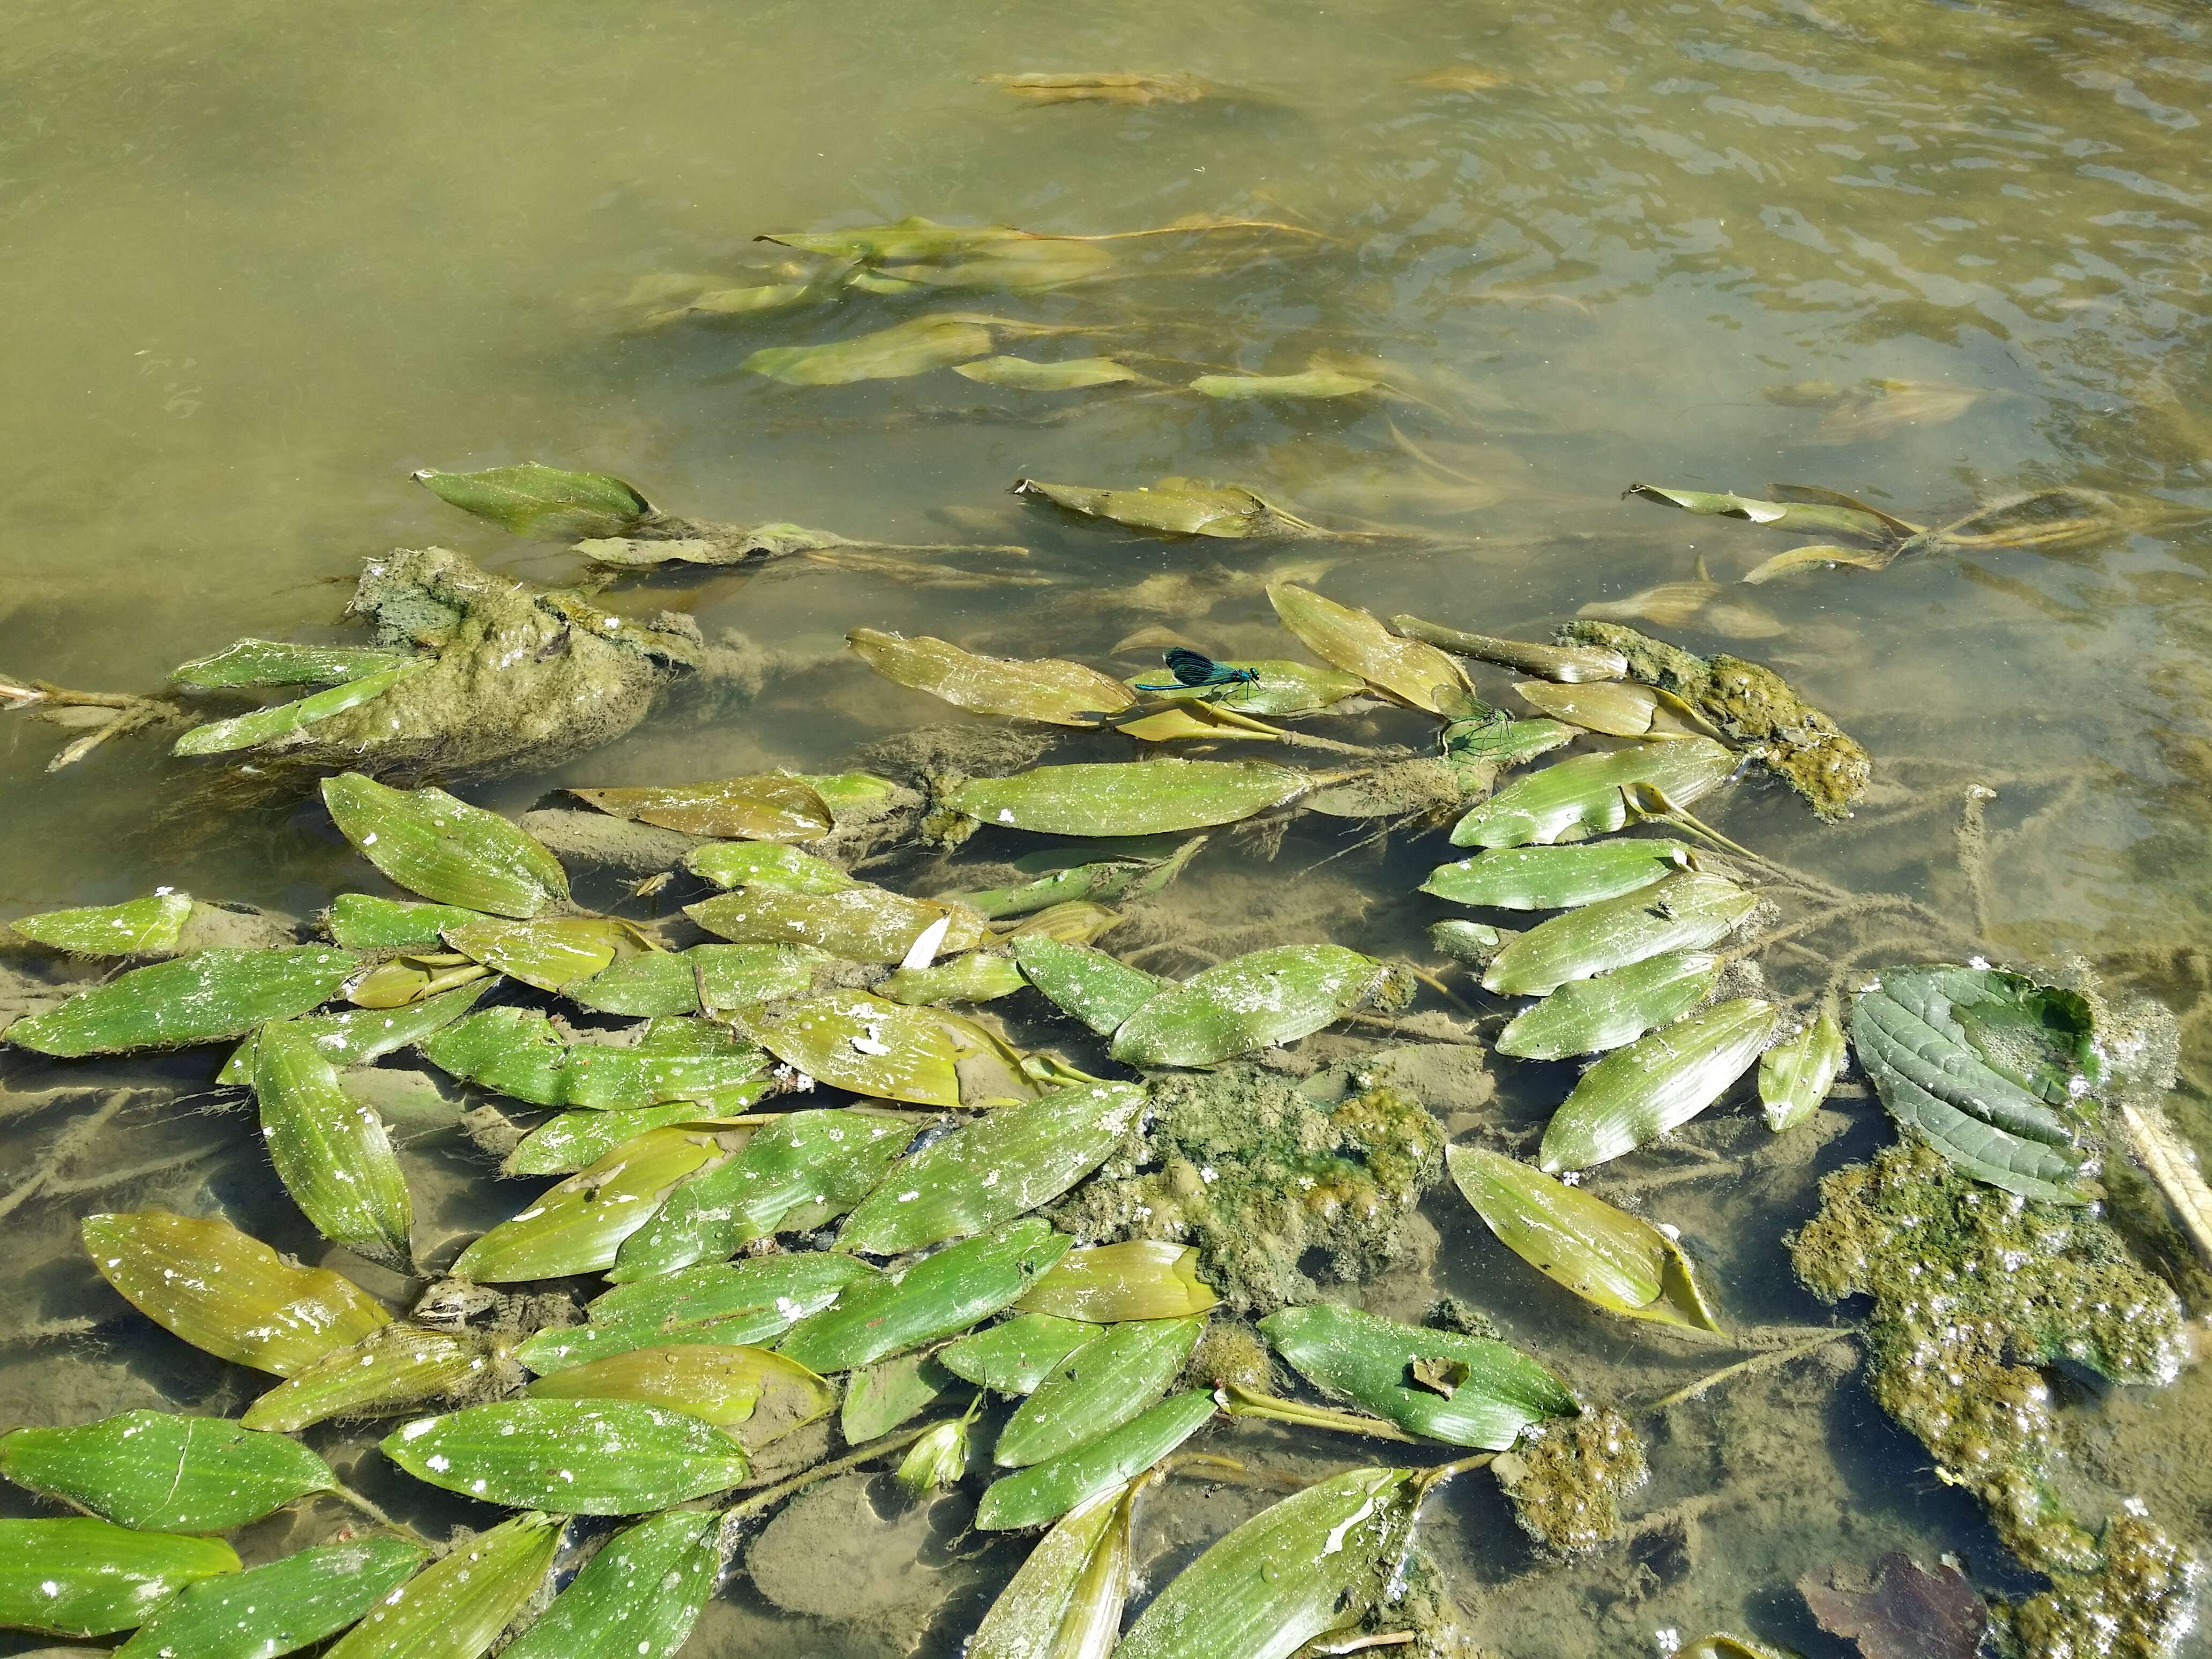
1639;1329;1858;1415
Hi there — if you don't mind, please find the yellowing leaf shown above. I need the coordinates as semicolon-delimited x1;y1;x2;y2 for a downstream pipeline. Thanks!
849;629;1134;726
1267;584;1467;712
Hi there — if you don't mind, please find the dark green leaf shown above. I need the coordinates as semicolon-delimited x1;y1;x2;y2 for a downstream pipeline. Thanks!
523;1253;876;1376
114;1535;428;1659
322;774;570;918
940;1314;1100;1395
995;1317;1204;1467
6;947;357;1057
0;1411;335;1533
1422;840;1695;911
1539;998;1778;1172
323;1511;560;1659
1496;951;1720;1060
499;1510;720;1659
975;1390;1214;1530
1012;935;1168;1036
173;666;416;757
1482;872;1755;996
170;639;419;690
383;1399;748;1513
0;1519;239;1638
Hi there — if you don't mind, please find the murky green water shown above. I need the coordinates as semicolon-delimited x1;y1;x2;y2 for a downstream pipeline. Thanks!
4;0;2210;1653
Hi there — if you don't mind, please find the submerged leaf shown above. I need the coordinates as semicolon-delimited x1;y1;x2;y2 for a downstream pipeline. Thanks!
983;70;1211;103
442;915;644;991
877;950;1029;1005
745;315;997;384
1622;483;1899;541
1483;872;1755;996
323;1511;561;1659
1259;1303;1578;1447
1449;739;1736;849
0;1519;240;1639
242;1322;516;1432
1012;475;1321;539
1190;369;1379;400
1539;998;1778;1172
322;774;570;917
975;1389;1215;1530
1423;840;1695;911
847;1350;955;1443
114;1535;427;1659
83;1209;390;1376
949;758;1310;836
1799;1552;1990;1659
172;665;416;757
996;1316;1204;1467
1390;615;1629;684
1513;679;1714;741
849;629;1135;726
1017;1240;1221;1321
254;1021;414;1271
416;462;651;538
1497;951;1720;1060
569;775;834;841
743;991;964;1105
1740;543;1900;585
956;355;1150;389
0;1411;336;1533
384;1399;748;1513
1012;936;1171;1035
423;1008;772;1112
1268;584;1467;713
1111;944;1390;1066
8;891;195;955
500;1510;721;1659
1447;1145;1724;1331
1579;579;1785;641
6;946;357;1056
1760;1008;1846;1131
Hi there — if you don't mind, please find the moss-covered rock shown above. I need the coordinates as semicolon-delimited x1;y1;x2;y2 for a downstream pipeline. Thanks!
2005;1514;2201;1659
1048;1064;1445;1313
1492;1406;1648;1556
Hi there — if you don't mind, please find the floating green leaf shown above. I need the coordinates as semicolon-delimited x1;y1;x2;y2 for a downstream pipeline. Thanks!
322;774;570;917
1011;476;1321;539
1112;944;1389;1066
173;664;415;757
1851;968;2096;1202
83;1209;390;1376
422;1008;771;1112
778;1217;1071;1374
442;915;647;991
8;892;193;956
1111;1467;1419;1659
323;1511;561;1659
503;1104;753;1176
0;1518;240;1638
170;639;419;690
688;886;985;964
1482;872;1755;996
941;1313;1101;1395
1191;368;1380;400
1259;1303;1578;1447
253;1021;413;1271
327;893;482;950
1126;660;1365;719
1512;679;1715;741
384;1399;748;1513
569;775;834;841
1268;584;1467;713
1497;951;1720;1060
1423;839;1695;911
948;759;1310;837
975;1389;1214;1530
1012;935;1169;1035
877;951;1028;1005
746;315;998;384
342;952;492;1010
242;1322;516;1432
1017;1241;1221;1321
687;841;854;893
1760;1008;1845;1132
850;629;1135;727
415;462;650;538
1540;998;1778;1172
6;946;356;1057
525;1253;877;1375
612;1108;912;1280
1449;739;1737;849
1446;1145;1724;1332
743;992;963;1105
115;1535;428;1659
996;1317;1204;1467
452;1125;741;1282
528;1342;835;1439
955;355;1148;389
969;1481;1135;1659
838;1082;1145;1256
0;1411;335;1533
499;1510;720;1659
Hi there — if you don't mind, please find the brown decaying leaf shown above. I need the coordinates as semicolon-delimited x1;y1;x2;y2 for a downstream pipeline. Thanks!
1798;1553;1988;1659
983;71;1212;105
1406;66;1508;91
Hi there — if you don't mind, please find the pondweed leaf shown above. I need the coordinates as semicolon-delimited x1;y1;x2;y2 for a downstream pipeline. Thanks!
1190;368;1381;400
242;1322;518;1432
322;774;570;918
1124;658;1365;719
838;1081;1145;1256
1622;483;1900;542
745;315;997;384
1513;679;1715;741
955;355;1149;389
1258;1303;1578;1448
1016;1240;1220;1321
1497;950;1720;1060
688;885;986;964
969;1480;1136;1659
342;952;491;1011
1741;543;1901;584
221;984;483;1089
778;1216;1071;1374
8;891;193;956
253;1021;413;1272
384;1398;748;1513
1111;944;1391;1067
941;1313;1101;1395
453;1125;742;1282
323;1511;561;1659
1390;614;1630;684
1539;998;1778;1172
1423;839;1695;911
421;1008;772;1112
442;915;650;991
975;1389;1214;1530
416;462;650;538
843;1349;954;1442
743;991;964;1105
1760;1007;1846;1132
1448;738;1736;848
527;1342;835;1439
499;1509;721;1659
950;758;1311;837
758;215;1028;261
687;841;854;893
850;628;1135;727
1013;935;1171;1035
0;1411;335;1533
526;1253;877;1375
6;946;357;1057
114;1535;427;1659
170;638;420;689
503;1104;756;1177
326;893;482;950
1267;584;1467;713
0;1518;240;1638
995;1316;1204;1467
877;950;1029;1005
172;664;416;757
1011;475;1322;539
1110;1466;1419;1659
1578;578;1784;641
1446;1145;1724;1332
83;1210;390;1376
569;775;834;841
1482;872;1755;996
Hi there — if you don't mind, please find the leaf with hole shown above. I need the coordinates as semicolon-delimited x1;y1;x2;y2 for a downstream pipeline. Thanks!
1539;997;1778;1172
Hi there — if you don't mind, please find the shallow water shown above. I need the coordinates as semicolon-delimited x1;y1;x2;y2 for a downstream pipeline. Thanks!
3;0;2211;1653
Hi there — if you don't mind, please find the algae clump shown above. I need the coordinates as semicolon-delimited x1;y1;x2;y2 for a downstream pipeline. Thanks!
1790;1140;2195;1656
1048;1063;1445;1313
1491;1405;1649;1556
1556;619;1869;820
